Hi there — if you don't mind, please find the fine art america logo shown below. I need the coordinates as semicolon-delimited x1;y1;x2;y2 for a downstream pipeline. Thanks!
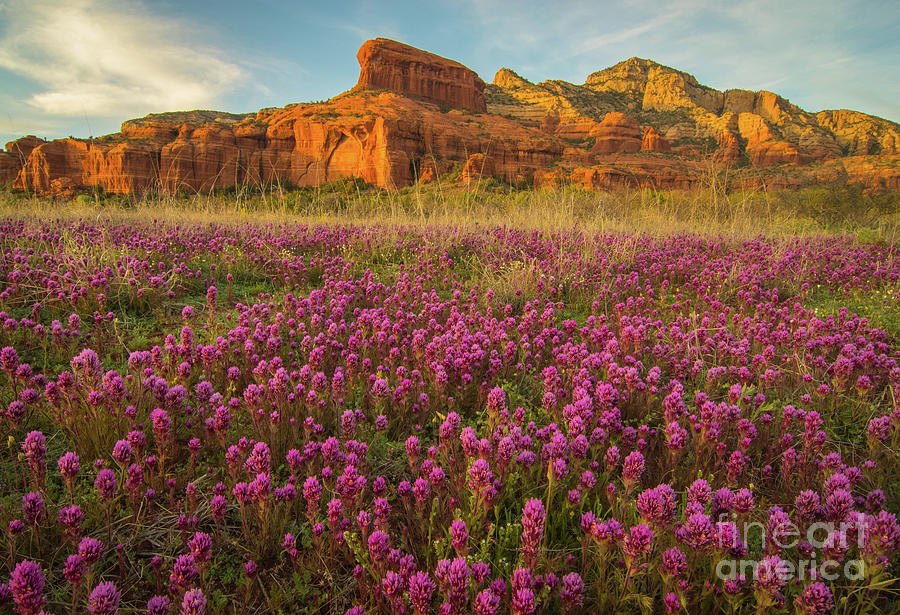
713;519;867;582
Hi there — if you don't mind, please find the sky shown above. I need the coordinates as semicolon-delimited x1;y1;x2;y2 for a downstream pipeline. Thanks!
0;0;898;147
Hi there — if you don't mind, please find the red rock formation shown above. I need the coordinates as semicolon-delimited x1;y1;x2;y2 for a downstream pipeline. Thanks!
417;162;438;183
6;38;900;196
540;114;560;135
13;91;560;196
747;141;801;165
572;159;698;191
738;113;777;148
641;126;670;152
576;167;638;189
736;113;802;165
871;167;900;191
555;119;601;142
591;112;642;154
353;38;486;112
585;57;724;114
533;168;566;188
714;132;742;164
838;155;900;191
816;110;900;156
84;141;159;194
460;153;496;182
160;125;251;192
0;152;19;183
797;128;841;162
492;68;531;89
120;122;180;144
18;139;90;194
6;136;46;162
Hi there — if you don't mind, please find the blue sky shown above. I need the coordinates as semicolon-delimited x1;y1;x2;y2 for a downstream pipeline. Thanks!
1;0;898;147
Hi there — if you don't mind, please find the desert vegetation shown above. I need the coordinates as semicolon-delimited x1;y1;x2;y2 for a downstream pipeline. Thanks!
0;183;897;614
6;176;899;240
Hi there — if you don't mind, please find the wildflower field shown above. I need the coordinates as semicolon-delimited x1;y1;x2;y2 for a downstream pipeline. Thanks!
0;200;898;614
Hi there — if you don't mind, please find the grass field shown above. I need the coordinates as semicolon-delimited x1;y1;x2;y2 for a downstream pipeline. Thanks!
5;176;899;239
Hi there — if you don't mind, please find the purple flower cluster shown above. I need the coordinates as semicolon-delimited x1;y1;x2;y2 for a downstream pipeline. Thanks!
0;220;898;613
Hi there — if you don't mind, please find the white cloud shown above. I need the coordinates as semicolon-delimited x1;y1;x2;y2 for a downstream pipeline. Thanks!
569;2;703;59
0;112;62;139
0;0;251;117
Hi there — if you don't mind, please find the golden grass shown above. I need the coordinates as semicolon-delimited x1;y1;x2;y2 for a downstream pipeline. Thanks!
1;177;898;242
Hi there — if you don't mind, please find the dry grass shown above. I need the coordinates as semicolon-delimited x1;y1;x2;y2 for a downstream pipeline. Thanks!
1;177;898;242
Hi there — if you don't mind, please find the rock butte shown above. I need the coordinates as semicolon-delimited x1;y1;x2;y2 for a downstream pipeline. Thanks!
352;38;487;113
4;38;899;197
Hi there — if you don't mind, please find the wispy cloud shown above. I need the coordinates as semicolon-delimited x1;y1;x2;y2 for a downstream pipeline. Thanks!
0;112;63;140
0;0;253;117
569;4;699;58
453;0;709;82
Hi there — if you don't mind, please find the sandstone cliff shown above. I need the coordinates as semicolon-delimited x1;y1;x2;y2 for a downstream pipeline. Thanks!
0;153;18;184
591;112;642;154
3;38;898;196
352;38;486;112
11;91;560;195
